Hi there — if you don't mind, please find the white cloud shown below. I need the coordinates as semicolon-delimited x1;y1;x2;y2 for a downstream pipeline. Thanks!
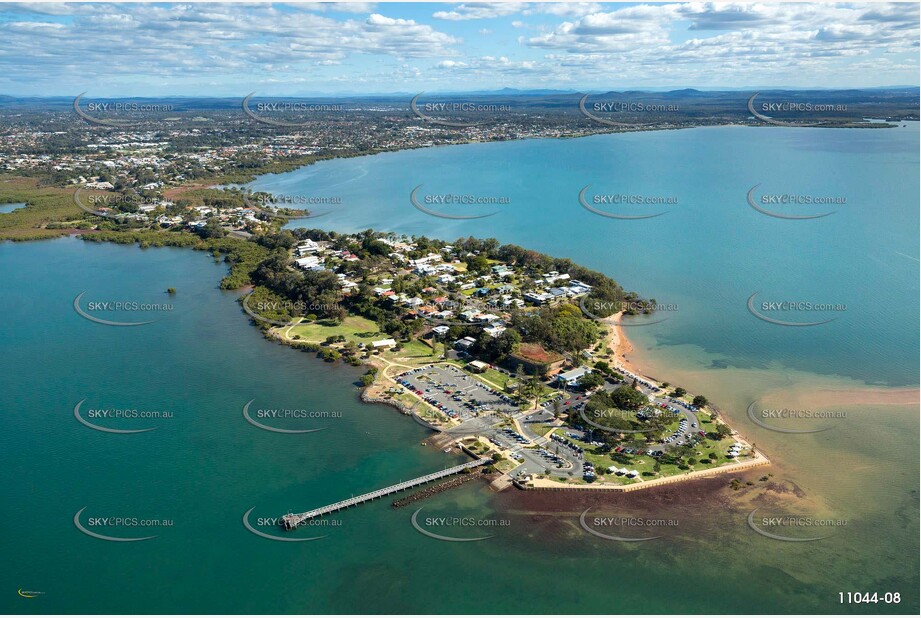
0;2;916;93
433;2;525;21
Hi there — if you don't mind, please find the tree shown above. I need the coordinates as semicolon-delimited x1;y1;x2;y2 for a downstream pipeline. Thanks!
465;254;490;274
672;387;687;398
593;360;612;374
609;385;648;411
320;348;341;362
577;371;604;390
692;395;708;407
196;218;226;239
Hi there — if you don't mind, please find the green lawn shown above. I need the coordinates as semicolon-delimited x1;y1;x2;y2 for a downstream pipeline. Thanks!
480;368;513;390
286;316;381;343
566;434;749;485
383;339;439;365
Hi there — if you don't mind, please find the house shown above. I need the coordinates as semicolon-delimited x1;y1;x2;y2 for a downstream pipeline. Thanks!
468;360;490;373
372;338;396;349
295;239;320;255
431;325;450;337
85;180;114;190
454;336;476;350
524;291;554;305
460;310;479;322
295;256;322;270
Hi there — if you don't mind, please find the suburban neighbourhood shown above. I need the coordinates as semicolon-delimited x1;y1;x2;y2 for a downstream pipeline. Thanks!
243;228;765;490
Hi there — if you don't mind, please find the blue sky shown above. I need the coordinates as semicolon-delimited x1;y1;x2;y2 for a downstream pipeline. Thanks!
0;2;918;96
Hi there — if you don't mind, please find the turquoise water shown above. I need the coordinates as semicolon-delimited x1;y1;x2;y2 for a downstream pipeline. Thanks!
2;125;918;614
0;202;26;213
259;124;920;387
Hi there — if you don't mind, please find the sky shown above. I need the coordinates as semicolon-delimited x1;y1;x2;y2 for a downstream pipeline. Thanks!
0;2;918;96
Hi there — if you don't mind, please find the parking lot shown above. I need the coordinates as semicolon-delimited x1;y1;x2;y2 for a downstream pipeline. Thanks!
396;364;519;421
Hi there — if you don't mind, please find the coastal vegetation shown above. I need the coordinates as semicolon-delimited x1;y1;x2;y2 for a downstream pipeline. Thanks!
0;177;85;240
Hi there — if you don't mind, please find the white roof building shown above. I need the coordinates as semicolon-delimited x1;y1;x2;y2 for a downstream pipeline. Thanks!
556;367;592;386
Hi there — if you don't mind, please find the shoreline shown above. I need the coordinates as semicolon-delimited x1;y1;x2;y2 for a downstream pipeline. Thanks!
267;309;771;493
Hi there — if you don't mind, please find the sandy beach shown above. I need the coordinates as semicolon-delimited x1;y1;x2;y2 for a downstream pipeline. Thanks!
601;311;641;375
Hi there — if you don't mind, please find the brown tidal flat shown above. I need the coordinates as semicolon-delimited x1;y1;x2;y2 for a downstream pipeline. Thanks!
492;471;823;525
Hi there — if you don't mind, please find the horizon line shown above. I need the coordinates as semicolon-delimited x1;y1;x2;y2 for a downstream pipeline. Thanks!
2;85;919;99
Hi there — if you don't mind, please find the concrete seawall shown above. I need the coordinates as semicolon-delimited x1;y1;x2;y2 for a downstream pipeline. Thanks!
526;454;770;493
